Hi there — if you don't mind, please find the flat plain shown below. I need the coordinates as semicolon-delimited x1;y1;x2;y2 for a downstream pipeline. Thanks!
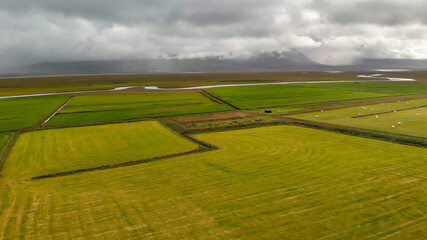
0;70;389;96
290;98;427;138
47;93;232;126
0;71;426;239
0;126;425;239
3;121;198;180
0;95;70;132
209;82;427;109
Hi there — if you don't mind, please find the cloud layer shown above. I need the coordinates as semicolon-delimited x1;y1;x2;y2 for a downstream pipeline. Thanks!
0;0;426;68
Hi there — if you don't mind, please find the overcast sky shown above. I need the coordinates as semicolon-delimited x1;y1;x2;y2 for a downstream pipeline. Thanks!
0;0;426;68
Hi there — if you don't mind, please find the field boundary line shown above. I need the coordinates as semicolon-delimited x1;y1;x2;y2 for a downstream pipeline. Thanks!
41;96;75;126
282;117;427;148
252;94;427;114
28;146;215;181
200;89;240;110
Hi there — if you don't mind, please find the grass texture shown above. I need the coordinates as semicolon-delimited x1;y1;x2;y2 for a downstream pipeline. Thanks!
0;126;425;239
209;82;427;109
47;93;232;126
290;98;427;138
3;121;198;180
0;95;70;132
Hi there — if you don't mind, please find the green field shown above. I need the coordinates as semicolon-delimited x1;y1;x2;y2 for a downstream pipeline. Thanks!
291;98;427;138
47;93;232;126
3;121;198;180
0;134;8;151
0;70;390;96
0;95;69;132
0;126;425;239
209;82;427;109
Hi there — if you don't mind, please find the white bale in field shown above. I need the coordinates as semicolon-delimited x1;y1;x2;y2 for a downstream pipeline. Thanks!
394;110;397;113
370;109;374;111
315;115;318;118
398;122;402;125
359;113;362;116
392;125;395;128
416;113;419;116
375;115;379;119
321;110;324;112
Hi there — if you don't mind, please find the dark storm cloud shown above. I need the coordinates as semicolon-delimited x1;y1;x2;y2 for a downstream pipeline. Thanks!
0;0;426;68
0;0;281;26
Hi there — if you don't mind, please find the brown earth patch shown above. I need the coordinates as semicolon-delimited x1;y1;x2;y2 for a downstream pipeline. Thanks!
173;110;252;122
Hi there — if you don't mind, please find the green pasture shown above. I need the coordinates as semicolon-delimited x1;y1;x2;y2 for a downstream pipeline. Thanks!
291;81;427;95
1;126;425;239
209;82;427;109
3;121;198;180
290;98;427;138
47;93;232;126
0;134;7;151
0;95;69;132
0;70;387;96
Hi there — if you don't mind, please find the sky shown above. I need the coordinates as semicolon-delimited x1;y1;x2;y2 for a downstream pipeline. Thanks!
0;0;426;68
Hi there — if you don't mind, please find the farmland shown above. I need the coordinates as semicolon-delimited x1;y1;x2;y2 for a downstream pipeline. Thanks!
0;134;7;151
3;121;198;180
47;93;232;126
0;95;70;132
0;71;426;239
208;82;427;109
0;70;389;96
290;98;427;138
1;126;426;239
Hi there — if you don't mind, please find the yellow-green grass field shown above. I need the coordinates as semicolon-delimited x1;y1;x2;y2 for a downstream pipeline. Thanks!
0;95;70;132
209;82;427;109
1;126;425;239
3;121;198;180
47;93;232;126
291;98;427;138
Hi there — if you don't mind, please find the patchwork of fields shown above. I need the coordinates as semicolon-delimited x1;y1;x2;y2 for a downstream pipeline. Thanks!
209;82;427;109
47;93;232;126
291;98;427;138
0;74;426;239
0;95;70;131
4;121;198;180
1;126;425;239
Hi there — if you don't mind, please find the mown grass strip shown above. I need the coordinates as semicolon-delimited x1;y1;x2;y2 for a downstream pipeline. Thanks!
4;121;200;180
283;117;427;148
2;125;426;239
29;147;214;181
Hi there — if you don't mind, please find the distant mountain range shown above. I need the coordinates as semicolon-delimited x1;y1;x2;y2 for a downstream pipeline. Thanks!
2;52;426;75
